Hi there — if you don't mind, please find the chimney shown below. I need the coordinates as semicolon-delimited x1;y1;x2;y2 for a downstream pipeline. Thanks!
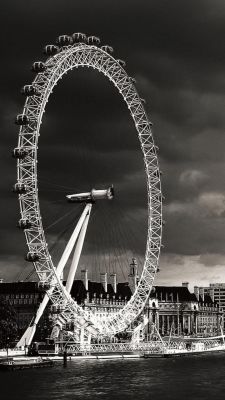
199;287;204;302
0;278;3;283
209;288;214;302
110;273;117;294
128;258;138;293
182;282;189;289
100;272;108;292
81;269;88;291
129;258;138;276
40;272;47;282
194;286;199;301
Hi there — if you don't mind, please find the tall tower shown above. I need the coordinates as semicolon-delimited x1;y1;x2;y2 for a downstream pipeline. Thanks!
128;258;139;293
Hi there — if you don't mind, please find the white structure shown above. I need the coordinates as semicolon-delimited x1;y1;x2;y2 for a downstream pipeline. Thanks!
14;32;162;343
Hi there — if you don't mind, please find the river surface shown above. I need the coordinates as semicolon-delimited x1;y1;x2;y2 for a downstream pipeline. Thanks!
1;354;225;400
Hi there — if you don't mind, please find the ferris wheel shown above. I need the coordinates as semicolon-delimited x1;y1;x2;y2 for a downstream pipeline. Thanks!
13;33;162;345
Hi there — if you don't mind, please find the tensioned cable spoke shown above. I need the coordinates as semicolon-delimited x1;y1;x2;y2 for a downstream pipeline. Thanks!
39;177;81;192
46;207;78;231
115;204;146;274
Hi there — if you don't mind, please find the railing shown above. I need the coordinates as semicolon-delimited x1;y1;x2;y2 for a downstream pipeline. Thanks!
59;336;225;355
62;341;165;354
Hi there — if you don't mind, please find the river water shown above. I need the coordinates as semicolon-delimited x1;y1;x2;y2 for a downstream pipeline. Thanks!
1;354;225;400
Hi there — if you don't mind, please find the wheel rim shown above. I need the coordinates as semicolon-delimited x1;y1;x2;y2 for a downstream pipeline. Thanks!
15;39;162;336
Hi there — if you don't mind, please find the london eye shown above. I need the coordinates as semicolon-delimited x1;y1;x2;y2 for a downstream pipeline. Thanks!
13;32;162;345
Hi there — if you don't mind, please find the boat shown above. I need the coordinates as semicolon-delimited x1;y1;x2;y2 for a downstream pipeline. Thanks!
0;356;53;371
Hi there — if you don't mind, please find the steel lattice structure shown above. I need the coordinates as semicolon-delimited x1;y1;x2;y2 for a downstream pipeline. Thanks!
14;34;162;337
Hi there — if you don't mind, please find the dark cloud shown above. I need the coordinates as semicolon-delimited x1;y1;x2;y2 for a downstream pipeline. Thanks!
1;0;225;287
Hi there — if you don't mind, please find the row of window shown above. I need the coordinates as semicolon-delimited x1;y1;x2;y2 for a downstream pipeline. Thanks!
8;299;39;305
156;304;218;312
85;299;126;306
199;306;218;311
3;293;40;299
86;307;121;313
198;318;217;323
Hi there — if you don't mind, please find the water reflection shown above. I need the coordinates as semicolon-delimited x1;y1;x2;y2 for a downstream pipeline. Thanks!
1;355;225;400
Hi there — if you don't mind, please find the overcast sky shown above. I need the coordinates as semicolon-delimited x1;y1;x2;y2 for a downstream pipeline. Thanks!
1;0;225;290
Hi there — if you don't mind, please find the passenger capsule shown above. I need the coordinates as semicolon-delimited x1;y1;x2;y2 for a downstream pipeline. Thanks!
21;85;38;96
15;114;29;125
56;35;72;47
50;305;63;314
50;305;57;313
101;45;114;54
31;61;46;73
17;218;32;229
38;282;51;291
87;36;101;46
25;252;40;262
140;98;146;104
12;147;28;159
43;44;59;56
71;32;87;43
12;183;27;194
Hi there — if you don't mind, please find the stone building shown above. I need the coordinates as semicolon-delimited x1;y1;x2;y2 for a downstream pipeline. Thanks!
0;265;223;341
70;270;132;323
145;283;222;337
195;283;225;331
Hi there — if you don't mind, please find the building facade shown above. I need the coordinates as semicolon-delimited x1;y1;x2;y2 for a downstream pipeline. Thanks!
146;283;222;337
0;270;223;342
196;283;225;330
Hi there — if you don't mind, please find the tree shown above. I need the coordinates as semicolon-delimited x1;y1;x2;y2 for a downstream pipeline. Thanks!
0;296;18;348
